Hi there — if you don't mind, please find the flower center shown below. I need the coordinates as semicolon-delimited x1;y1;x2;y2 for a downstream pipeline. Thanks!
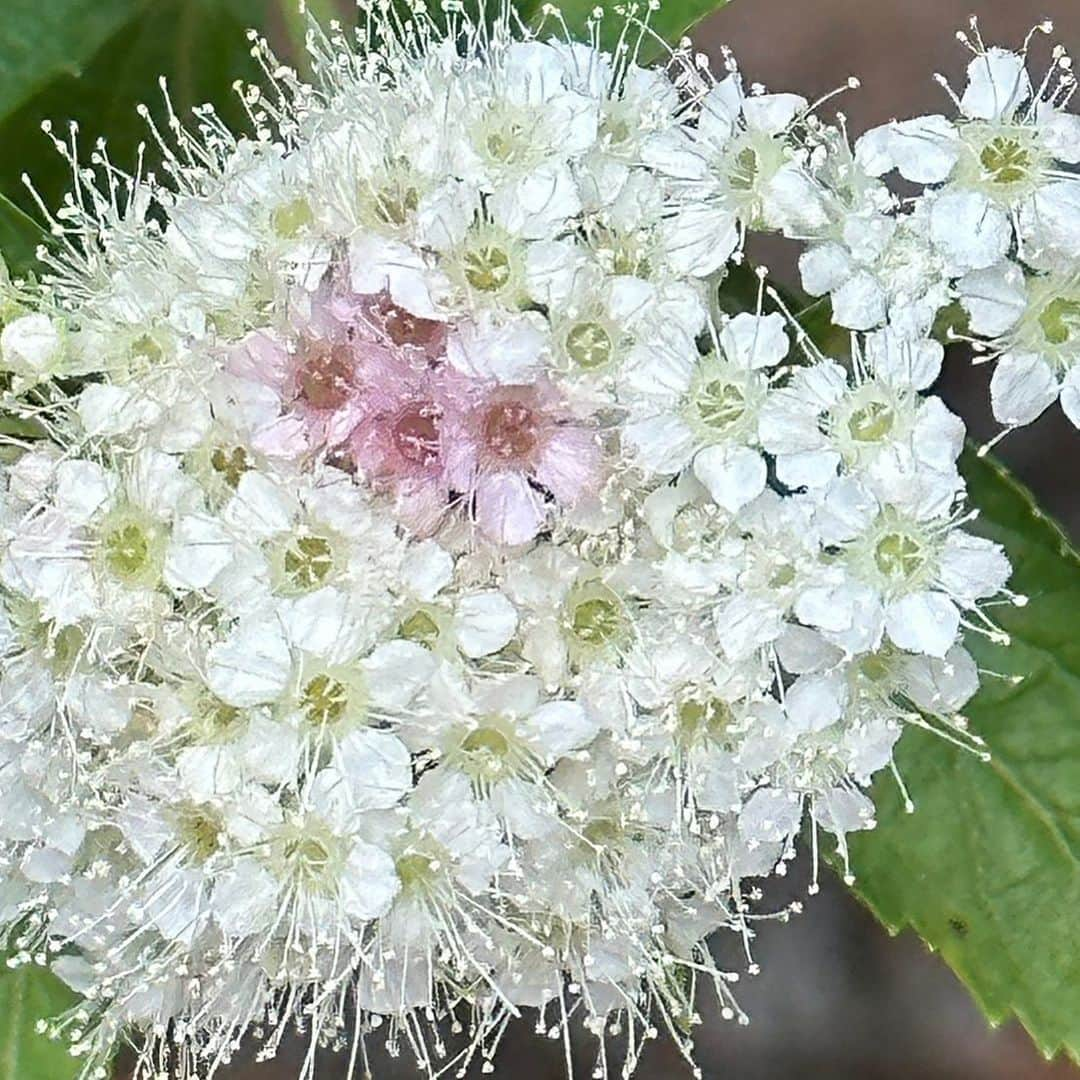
282;533;337;593
874;531;926;581
847;399;895;443
271;197;314;239
482;399;539;461
391;404;442;467
695;378;746;431
301;673;350;729
210;445;250;489
566;583;629;653
380;304;445;352
1039;297;1080;348
456;723;520;783
192;693;248;744
463;245;513;293
979;135;1033;185
728;145;760;192
395;851;439;893
565;321;613;370
273;818;345;895
367;179;420;227
297;342;355;411
176;804;225;864
100;509;166;587
675;695;732;748
398;607;442;649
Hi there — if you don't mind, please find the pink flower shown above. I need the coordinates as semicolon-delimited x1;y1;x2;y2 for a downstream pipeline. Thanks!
347;349;474;534
455;381;602;546
227;329;383;458
327;290;448;364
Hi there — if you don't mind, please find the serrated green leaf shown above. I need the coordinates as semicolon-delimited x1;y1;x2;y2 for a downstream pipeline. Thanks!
0;963;81;1080
845;449;1080;1061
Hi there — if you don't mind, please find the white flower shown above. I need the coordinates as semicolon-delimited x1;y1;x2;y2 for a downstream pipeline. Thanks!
621;312;788;511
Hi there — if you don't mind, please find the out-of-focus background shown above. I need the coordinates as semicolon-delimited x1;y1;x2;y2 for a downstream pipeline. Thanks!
100;0;1078;1077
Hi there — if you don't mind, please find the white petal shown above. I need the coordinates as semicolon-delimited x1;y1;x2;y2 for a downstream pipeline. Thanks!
799;242;853;296
623;414;696;475
960;48;1031;121
224;471;296;539
1060;366;1080;428
937;532;1010;604
365;640;437;708
335;729;414;810
855;116;959;183
831;270;887;330
165;514;235;591
885;591;960;657
719;312;789;369
454;592;518;658
206;617;292;706
956;262;1027;337
929;190;1011;272
742;93;806;134
786;671;846;732
401;540;453;601
0;313;62;377
990;353;1059;426
519;699;598;759
1037;104;1080;164
54;461;115;525
738;787;802;843
341;841;400;920
693;444;766;513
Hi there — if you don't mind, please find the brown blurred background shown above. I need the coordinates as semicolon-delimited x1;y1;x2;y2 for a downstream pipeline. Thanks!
120;1;1080;1077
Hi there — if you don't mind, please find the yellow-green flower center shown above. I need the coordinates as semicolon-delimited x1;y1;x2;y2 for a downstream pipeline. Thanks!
979;135;1033;185
848;399;895;443
1039;296;1080;347
463;245;513;292
696;378;746;431
874;531;926;580
271;197;314;239
565;321;613;370
280;533;336;593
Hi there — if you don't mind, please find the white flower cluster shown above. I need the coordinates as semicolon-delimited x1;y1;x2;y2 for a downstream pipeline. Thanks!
0;6;1041;1080
789;19;1080;432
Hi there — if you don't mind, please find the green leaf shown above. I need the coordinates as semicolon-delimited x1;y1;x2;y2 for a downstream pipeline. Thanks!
845;449;1080;1061
0;962;82;1079
0;191;44;273
0;1;334;275
0;2;147;120
520;0;729;55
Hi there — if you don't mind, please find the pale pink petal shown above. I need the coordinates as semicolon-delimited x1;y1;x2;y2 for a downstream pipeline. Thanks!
535;427;601;505
228;332;290;389
252;413;311;459
474;473;547;546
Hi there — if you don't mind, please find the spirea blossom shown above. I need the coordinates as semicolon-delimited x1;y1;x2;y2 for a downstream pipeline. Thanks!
0;5;1053;1079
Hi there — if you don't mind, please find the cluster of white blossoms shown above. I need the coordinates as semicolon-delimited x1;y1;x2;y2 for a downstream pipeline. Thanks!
792;19;1080;431
0;5;1055;1080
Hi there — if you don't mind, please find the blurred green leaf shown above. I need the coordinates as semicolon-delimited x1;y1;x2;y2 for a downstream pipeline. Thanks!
0;1;148;120
0;191;44;272
521;0;728;56
846;450;1080;1061
0;962;82;1079
0;1;348;274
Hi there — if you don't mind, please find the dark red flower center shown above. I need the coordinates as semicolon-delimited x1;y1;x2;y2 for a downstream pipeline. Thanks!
392;403;442;466
297;343;355;411
482;400;539;462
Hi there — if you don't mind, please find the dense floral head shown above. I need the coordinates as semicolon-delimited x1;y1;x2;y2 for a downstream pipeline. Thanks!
0;5;1050;1080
